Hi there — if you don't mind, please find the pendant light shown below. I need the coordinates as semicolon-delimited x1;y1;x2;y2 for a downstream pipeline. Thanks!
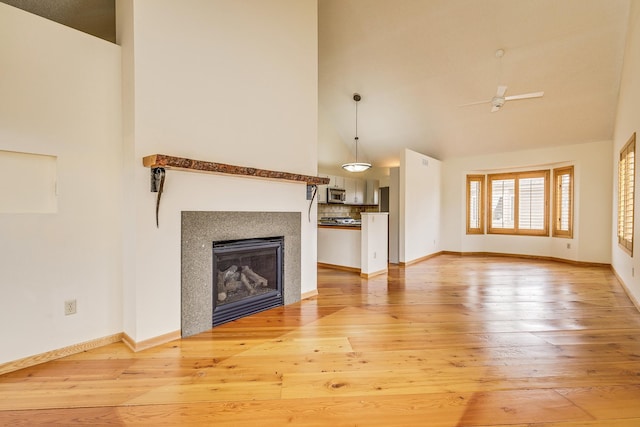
342;93;371;172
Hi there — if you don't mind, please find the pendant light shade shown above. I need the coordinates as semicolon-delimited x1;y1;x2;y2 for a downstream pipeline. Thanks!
342;162;371;173
342;93;371;172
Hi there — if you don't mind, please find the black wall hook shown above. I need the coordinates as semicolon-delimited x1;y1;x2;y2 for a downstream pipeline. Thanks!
151;167;166;227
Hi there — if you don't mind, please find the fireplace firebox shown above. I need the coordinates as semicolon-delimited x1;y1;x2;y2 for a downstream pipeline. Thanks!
212;236;284;326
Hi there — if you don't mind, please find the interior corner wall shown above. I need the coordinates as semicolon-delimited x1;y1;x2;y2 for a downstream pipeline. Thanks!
121;0;318;343
116;0;138;341
399;149;442;264
612;0;640;304
0;4;122;364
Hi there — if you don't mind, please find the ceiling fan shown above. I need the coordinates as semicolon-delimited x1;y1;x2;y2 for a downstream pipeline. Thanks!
461;85;545;112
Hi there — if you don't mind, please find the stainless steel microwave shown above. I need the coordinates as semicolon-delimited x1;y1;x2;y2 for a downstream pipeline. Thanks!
327;187;346;203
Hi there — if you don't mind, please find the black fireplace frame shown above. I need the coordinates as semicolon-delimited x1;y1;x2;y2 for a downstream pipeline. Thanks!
212;236;284;326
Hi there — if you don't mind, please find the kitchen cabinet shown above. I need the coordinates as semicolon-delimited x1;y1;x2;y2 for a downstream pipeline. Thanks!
317;174;329;203
355;179;365;204
328;175;345;189
318;174;346;204
344;177;365;204
317;174;377;205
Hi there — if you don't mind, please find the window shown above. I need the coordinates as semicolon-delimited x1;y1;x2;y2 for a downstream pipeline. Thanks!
618;133;636;256
487;170;549;236
466;175;485;234
553;166;574;238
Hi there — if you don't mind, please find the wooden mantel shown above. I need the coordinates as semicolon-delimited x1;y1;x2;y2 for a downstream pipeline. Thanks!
143;154;330;186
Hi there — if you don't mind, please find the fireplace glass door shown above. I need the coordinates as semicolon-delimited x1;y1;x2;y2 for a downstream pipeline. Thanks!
212;236;284;326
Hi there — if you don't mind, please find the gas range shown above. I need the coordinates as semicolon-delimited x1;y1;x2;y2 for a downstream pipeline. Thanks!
319;217;362;226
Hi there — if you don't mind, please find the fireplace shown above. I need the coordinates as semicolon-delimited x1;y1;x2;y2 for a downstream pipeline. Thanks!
181;211;301;337
213;236;284;326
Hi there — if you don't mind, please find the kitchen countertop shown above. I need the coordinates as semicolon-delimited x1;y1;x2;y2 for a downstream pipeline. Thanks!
318;216;362;229
318;224;361;230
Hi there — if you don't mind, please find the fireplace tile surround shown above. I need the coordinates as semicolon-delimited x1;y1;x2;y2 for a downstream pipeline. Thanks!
181;211;301;337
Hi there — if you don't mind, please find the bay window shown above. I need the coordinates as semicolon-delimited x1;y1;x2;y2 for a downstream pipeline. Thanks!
487;170;549;236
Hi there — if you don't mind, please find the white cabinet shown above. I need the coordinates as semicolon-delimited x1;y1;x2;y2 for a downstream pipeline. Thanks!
319;174;348;204
317;174;329;203
318;173;373;205
329;175;345;189
344;177;365;204
355;179;365;204
344;177;355;204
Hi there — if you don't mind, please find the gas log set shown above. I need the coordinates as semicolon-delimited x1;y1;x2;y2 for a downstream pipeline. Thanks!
216;264;270;303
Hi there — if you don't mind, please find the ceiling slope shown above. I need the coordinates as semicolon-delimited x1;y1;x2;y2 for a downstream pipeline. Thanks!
319;0;631;167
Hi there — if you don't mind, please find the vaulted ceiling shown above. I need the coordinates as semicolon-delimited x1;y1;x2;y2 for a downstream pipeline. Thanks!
3;0;632;170
318;0;632;168
0;0;115;42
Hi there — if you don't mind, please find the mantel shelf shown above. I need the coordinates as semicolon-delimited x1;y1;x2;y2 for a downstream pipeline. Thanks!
142;154;330;186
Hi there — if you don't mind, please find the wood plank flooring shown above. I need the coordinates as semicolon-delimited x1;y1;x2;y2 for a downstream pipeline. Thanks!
2;255;640;426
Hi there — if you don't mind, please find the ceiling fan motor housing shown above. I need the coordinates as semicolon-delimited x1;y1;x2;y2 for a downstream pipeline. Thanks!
492;96;505;108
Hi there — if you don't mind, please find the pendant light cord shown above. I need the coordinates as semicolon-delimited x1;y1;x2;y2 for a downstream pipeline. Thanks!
354;96;359;162
341;93;370;172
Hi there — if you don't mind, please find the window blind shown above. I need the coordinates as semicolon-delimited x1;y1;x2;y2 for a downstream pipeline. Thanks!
487;170;549;236
557;174;570;230
618;134;635;255
518;177;545;230
466;175;485;234
470;181;480;228
491;178;515;230
553;167;573;238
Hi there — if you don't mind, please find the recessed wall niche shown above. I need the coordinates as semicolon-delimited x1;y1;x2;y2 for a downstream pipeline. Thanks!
0;150;57;213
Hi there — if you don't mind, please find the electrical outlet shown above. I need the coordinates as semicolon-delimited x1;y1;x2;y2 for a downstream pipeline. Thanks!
64;299;77;315
566;243;571;249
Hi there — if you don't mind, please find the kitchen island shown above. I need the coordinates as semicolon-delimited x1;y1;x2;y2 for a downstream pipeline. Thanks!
317;212;388;278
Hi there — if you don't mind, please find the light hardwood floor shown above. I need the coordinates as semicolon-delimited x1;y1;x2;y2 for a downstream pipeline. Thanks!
2;255;640;426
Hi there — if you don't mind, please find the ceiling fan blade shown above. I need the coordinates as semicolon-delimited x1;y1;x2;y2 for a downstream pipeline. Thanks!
460;90;543;110
458;99;492;107
505;91;544;101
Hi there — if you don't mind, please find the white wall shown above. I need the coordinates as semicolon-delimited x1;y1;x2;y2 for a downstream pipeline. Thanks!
399;149;442;263
612;1;640;304
361;213;389;274
318;105;352;171
0;151;57;213
441;140;612;263
389;167;400;263
118;0;319;342
0;4;122;363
